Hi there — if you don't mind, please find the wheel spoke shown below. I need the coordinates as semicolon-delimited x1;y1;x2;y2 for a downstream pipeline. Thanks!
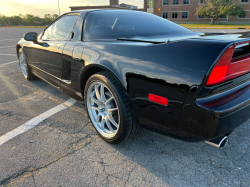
95;85;101;101
95;114;101;124
105;97;114;105
100;85;106;102
105;117;115;132
105;92;112;98
90;106;98;111
107;108;118;113
107;113;118;128
90;96;99;104
100;117;105;130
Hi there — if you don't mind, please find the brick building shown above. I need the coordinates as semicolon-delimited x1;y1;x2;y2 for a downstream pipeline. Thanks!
145;0;250;23
70;0;140;11
70;0;249;23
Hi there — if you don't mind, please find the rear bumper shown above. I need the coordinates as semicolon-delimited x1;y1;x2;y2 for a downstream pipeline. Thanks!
178;80;250;141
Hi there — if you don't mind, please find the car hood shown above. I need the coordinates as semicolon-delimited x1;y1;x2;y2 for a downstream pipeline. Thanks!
117;31;250;44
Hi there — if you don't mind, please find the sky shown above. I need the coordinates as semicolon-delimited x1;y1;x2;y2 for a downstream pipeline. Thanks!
0;0;144;17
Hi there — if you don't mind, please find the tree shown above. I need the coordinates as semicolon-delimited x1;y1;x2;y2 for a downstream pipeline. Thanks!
11;16;23;25
195;0;246;24
23;14;35;25
44;14;52;25
52;14;59;20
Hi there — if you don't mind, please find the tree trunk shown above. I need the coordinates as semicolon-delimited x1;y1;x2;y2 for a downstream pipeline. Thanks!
210;18;215;24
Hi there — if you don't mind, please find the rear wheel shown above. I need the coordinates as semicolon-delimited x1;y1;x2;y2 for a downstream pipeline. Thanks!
84;71;141;144
18;48;37;81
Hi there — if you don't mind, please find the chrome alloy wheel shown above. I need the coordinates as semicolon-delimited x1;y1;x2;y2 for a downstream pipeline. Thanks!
19;50;28;78
87;81;120;138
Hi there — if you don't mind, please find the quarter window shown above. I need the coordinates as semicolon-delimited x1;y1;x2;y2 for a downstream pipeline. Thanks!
42;15;78;40
182;12;188;18
163;12;168;18
172;12;178;18
163;0;169;5
183;0;189;4
84;10;193;40
173;0;179;4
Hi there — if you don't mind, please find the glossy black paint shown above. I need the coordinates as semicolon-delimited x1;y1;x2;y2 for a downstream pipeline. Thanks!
17;9;250;142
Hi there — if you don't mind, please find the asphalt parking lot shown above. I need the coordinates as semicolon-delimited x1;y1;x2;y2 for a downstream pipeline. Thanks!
0;28;250;187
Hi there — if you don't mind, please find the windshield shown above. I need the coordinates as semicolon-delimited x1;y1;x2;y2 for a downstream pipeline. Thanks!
84;10;193;40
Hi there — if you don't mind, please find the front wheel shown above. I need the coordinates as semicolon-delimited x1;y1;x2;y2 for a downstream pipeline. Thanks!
18;48;37;81
84;72;141;144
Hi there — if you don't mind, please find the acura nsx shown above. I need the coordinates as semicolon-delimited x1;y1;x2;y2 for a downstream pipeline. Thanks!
16;9;250;148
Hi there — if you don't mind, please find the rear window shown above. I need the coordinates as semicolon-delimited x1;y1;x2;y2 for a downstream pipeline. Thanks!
84;10;192;40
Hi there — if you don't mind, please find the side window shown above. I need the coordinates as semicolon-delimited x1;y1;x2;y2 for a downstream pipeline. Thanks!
42;15;78;40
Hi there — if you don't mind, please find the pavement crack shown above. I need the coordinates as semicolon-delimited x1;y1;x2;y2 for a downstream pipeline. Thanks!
0;166;35;186
32;173;37;187
0;136;93;186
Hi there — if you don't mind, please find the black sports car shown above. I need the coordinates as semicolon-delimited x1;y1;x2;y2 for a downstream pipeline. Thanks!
16;9;250;148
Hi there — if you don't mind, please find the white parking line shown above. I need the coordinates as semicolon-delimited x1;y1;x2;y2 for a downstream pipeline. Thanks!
220;30;226;33
0;45;16;49
0;54;16;56
0;98;76;146
0;38;20;42
0;60;18;67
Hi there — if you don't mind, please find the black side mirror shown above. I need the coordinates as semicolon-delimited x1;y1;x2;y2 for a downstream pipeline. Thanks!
24;32;38;42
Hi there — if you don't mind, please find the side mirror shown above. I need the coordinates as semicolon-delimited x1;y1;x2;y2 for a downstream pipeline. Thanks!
24;32;38;42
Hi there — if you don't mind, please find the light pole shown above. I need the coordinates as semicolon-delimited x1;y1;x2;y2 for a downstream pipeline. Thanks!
58;0;60;16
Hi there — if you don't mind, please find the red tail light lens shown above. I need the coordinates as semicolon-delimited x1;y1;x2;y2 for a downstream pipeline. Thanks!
206;42;250;87
148;94;168;105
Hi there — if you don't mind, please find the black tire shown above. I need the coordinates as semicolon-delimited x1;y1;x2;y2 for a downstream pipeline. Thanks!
84;71;141;144
18;48;37;81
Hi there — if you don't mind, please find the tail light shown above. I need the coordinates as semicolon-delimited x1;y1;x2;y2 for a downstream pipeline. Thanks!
206;42;250;87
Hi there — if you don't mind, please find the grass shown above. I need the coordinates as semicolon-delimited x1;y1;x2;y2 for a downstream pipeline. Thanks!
180;23;250;29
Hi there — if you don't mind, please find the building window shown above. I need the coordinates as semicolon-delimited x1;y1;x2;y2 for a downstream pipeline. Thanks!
220;15;226;18
182;12;188;18
147;0;154;8
238;14;246;18
163;12;168;18
183;0;189;4
198;15;204;18
172;12;178;18
163;0;169;5
173;0;179;5
241;0;248;2
199;0;205;3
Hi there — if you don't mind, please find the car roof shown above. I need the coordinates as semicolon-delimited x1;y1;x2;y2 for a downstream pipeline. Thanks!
69;9;137;14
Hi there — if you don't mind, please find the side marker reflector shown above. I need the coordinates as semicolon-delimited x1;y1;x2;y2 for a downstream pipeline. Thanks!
148;94;168;105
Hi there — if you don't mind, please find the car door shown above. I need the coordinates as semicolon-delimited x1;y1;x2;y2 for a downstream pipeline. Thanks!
27;14;79;87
